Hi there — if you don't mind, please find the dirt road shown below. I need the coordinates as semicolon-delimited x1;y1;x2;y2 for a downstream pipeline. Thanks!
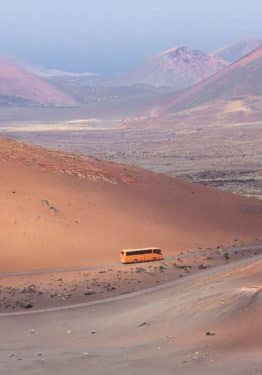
0;255;261;374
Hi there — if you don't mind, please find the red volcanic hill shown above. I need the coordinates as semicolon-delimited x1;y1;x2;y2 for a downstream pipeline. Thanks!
0;138;262;273
160;46;262;114
0;58;75;106
214;36;261;63
122;46;228;90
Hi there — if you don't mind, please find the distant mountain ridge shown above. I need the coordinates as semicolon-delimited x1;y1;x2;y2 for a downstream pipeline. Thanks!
214;37;261;63
122;46;228;90
0;58;75;106
160;46;262;114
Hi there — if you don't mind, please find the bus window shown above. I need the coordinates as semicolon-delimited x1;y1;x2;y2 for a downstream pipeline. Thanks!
126;249;153;256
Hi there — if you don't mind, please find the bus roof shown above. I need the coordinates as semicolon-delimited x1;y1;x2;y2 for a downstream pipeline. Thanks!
122;247;161;252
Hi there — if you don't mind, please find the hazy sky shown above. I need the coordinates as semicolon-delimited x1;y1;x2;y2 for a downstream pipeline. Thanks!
0;0;261;75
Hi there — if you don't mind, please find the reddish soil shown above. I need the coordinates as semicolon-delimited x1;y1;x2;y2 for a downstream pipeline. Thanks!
0;138;262;273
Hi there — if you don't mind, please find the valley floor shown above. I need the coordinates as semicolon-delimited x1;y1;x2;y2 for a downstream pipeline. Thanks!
2;118;261;199
0;113;261;374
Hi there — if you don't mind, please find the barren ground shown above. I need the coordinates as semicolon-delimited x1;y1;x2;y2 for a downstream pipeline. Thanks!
0;245;261;313
2;137;262;274
0;112;261;374
2;118;261;199
0;255;261;375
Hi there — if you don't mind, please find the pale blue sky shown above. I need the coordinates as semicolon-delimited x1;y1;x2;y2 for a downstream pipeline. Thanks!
0;0;261;75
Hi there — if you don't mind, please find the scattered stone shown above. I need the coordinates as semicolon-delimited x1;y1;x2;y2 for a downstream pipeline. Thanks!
50;206;58;213
224;252;230;260
23;302;33;309
138;322;149;328
135;267;146;273
158;264;168;272
84;289;95;296
41;199;58;214
205;331;216;336
41;199;50;207
174;264;192;271
21;284;37;294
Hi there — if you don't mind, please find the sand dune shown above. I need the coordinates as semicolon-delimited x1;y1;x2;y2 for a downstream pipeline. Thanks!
1;137;262;273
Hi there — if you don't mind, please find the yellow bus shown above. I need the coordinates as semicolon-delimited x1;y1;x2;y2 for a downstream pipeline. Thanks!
121;248;164;264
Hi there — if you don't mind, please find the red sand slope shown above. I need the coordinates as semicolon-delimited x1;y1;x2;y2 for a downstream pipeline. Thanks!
0;138;262;272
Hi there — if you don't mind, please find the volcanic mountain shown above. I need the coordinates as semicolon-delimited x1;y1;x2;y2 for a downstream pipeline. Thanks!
0;58;75;106
122;46;228;90
1;138;262;273
214;36;261;63
160;46;262;114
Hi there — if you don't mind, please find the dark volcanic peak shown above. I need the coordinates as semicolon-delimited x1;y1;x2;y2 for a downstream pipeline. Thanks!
161;46;262;114
0;57;75;106
122;46;228;90
214;37;262;63
164;46;210;61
